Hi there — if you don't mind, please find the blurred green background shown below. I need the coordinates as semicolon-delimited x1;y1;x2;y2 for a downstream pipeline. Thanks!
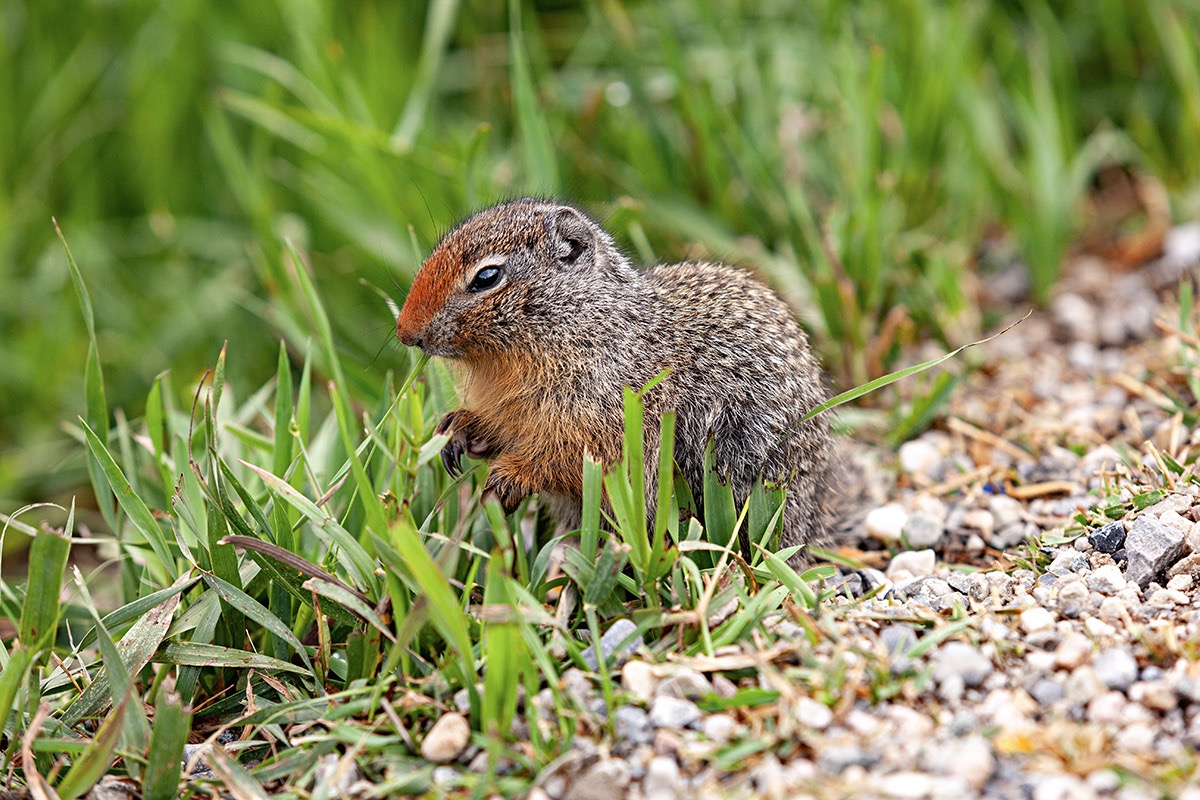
2;0;1199;510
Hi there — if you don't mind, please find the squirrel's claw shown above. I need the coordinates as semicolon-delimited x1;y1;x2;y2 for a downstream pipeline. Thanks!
441;439;465;478
483;473;525;515
436;409;495;479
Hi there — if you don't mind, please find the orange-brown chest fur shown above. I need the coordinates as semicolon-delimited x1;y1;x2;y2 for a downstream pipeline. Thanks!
456;353;619;498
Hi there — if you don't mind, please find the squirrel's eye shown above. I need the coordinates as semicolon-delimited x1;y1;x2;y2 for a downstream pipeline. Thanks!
468;265;503;293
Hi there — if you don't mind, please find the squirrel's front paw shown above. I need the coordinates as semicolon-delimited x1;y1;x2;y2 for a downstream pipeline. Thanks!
482;472;527;515
435;410;494;478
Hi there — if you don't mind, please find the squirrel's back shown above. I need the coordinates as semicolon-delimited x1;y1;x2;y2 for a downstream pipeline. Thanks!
396;199;871;559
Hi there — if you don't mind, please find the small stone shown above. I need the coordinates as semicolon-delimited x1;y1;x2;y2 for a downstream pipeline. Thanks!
700;713;738;742
1033;774;1090;800
1124;514;1187;588
796;696;834;730
581;618;643;669
961;508;996;540
1087;690;1126;723
182;744;214;779
1094;648;1138;691
642;756;682;800
1055;578;1092;618
562;668;594;708
648;696;702;729
711;674;738;698
1047;550;1088;575
989;493;1024;529
1147;586;1188;607
1088;521;1127;554
1085;616;1118;640
1055;633;1093;670
1166;573;1193;592
934;735;995;790
313;752;361;794
933;641;993;688
880;624;918;673
899;438;943;477
754;753;787;800
421;712;471;763
1188;521;1200;555
1065;667;1106;707
866;503;909;543
1098;596;1131;625
621;660;657;702
903;513;944;549
1086;769;1121;793
1019;606;1055;634
565;760;631;800
1028;677;1065;706
1143;493;1192;517
1159;510;1192;532
877;771;935;799
655;667;711;700
887;549;936;578
1087;564;1127;595
614;706;652;745
1131;680;1177;712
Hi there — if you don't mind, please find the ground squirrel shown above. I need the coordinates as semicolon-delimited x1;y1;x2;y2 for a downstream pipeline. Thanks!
396;198;869;559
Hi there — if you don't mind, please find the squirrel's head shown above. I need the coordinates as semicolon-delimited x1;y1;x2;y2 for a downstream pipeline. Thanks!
396;199;631;359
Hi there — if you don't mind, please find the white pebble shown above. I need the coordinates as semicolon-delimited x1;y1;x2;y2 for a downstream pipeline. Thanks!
421;712;471;763
1087;564;1127;595
621;660;657;702
1019;606;1056;634
796;697;833;730
700;713;739;742
887;549;936;578
642;756;682;800
866;503;909;543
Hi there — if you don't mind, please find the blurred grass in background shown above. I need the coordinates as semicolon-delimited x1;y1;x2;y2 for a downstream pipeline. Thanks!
2;0;1199;508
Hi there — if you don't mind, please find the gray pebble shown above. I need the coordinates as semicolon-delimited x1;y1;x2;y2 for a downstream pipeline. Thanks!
655;668;711;700
648;696;702;729
565;760;631;800
933;641;993;688
614;706;652;744
881;624;918;673
904;513;945;549
1089;521;1126;554
1124;515;1187;588
1028;677;1065;706
581;618;643;669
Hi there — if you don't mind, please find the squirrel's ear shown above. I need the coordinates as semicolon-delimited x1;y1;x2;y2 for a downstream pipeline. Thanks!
547;206;595;270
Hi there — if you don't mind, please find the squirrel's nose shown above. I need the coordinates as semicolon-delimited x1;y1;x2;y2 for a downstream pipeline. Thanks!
396;320;424;350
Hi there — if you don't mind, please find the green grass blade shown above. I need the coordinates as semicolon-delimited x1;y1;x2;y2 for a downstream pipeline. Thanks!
800;312;1031;423
80;419;176;580
56;695;128;800
142;688;191;800
240;461;376;591
155;642;310;676
0;645;33;739
391;0;462;150
61;579;182;726
273;342;295;477
202;574;313;672
580;455;603;558
508;0;559;192
19;513;71;658
330;380;387;545
383;517;478;700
